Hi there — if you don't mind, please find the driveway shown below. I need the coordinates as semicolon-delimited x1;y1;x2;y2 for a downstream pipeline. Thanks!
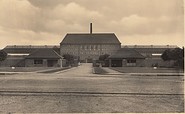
56;63;94;76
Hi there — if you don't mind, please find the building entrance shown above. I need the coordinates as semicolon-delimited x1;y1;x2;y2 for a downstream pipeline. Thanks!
47;60;58;67
85;58;93;63
111;60;122;67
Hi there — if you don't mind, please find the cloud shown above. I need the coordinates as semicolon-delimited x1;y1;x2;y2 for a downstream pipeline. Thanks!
0;0;41;31
50;2;104;25
0;25;60;48
28;0;64;8
108;14;183;35
118;33;184;47
0;0;183;49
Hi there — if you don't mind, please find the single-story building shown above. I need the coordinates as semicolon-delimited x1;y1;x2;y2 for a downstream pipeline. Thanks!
25;48;64;67
108;48;145;67
122;45;178;67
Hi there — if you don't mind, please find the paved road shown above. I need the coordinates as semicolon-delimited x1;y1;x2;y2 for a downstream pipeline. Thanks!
0;63;184;113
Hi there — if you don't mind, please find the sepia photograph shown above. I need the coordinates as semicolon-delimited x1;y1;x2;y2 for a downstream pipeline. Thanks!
0;0;184;113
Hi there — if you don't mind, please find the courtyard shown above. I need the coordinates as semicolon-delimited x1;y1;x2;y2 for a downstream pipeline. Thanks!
0;63;184;113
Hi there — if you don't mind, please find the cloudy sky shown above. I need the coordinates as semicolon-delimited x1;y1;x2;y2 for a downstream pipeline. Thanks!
0;0;184;49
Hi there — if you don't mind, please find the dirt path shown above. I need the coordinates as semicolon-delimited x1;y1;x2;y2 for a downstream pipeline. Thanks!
56;63;94;76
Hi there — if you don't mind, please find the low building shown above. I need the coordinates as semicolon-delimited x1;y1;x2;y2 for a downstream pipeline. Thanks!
108;48;145;67
0;45;61;67
25;48;63;67
122;45;178;58
122;45;178;67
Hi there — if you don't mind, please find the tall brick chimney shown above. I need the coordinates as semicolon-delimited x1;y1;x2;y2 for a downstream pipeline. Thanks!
90;23;92;34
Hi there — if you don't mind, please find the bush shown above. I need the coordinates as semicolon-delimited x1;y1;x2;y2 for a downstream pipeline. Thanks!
0;50;7;61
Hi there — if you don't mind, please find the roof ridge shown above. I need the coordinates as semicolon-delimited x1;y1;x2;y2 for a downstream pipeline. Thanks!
61;33;121;44
66;33;115;35
53;50;63;58
25;48;61;59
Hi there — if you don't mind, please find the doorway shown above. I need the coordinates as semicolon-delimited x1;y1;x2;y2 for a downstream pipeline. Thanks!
47;59;58;67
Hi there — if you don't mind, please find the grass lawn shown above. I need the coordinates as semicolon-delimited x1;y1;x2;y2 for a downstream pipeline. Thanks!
93;67;108;74
0;67;56;72
38;67;70;73
110;67;184;73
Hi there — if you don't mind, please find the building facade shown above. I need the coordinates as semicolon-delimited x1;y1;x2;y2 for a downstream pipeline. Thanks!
60;33;121;62
25;48;62;67
108;48;145;67
122;45;178;67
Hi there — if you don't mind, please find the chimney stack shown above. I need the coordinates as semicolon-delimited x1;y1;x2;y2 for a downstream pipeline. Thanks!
90;23;92;34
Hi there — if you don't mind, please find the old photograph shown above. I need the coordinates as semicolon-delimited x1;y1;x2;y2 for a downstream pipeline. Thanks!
0;0;184;113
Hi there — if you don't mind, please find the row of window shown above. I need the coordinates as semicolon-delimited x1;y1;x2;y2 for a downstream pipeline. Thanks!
62;45;119;50
127;59;136;63
62;51;114;55
127;59;136;66
34;59;43;64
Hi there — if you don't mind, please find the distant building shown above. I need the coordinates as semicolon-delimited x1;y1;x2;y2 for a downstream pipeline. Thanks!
122;45;178;58
60;33;121;62
60;23;121;62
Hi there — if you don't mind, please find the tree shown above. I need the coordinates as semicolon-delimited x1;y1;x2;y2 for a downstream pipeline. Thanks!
161;49;171;61
99;54;110;67
99;54;110;61
161;47;184;68
0;50;7;61
63;54;75;66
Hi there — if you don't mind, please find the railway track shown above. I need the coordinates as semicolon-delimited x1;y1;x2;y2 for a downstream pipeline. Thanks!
0;91;183;96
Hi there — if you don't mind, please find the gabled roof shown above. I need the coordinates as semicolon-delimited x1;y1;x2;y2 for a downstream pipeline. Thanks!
108;48;145;59
60;33;121;44
3;45;60;54
121;45;178;54
122;45;178;49
25;48;62;59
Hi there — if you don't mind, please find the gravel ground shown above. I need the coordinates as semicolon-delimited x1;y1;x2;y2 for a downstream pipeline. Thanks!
0;63;183;113
110;67;184;73
0;67;55;72
0;94;183;113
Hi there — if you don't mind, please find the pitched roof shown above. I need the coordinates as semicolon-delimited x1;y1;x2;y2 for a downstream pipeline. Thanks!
122;45;178;48
60;33;121;44
108;48;145;59
3;45;60;54
25;48;62;59
122;45;178;54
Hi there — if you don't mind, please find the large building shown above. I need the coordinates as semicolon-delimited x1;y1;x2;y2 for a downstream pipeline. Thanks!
60;23;121;62
0;23;180;67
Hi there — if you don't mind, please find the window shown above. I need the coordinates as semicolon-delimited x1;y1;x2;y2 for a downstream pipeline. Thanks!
94;45;97;50
34;59;43;64
127;59;136;63
86;45;89;49
91;45;93;50
127;59;136;66
152;53;162;56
